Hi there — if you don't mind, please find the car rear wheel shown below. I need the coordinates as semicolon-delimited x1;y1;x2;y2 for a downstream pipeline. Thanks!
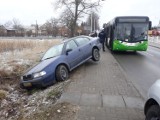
146;105;160;120
56;65;69;82
92;48;100;61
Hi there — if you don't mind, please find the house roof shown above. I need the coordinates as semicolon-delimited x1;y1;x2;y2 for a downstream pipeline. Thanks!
0;25;17;31
5;27;17;31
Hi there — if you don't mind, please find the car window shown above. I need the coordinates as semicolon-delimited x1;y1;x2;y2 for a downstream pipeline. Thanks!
75;37;90;46
42;43;64;60
66;40;78;50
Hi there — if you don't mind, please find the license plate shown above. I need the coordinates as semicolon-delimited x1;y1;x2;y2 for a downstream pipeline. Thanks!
128;43;136;46
23;83;32;87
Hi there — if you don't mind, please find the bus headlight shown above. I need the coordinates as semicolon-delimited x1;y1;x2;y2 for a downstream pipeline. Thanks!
144;36;147;39
125;39;129;42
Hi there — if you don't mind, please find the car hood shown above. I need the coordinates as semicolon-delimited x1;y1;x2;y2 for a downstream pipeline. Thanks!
24;56;59;75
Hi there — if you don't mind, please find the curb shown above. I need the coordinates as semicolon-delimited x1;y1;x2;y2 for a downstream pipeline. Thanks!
111;51;147;101
149;44;160;49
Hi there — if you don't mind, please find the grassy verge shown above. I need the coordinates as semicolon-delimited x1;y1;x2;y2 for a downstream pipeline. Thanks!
0;38;61;96
0;38;80;120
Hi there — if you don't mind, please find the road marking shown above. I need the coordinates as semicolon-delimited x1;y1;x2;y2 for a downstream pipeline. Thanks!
142;51;154;57
146;52;154;57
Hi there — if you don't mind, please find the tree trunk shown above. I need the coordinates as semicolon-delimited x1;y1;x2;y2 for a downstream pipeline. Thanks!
70;1;79;37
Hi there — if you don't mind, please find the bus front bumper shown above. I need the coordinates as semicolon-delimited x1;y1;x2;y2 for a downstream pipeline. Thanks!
113;40;148;51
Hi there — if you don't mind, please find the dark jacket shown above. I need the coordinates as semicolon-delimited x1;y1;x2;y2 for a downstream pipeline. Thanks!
98;30;106;43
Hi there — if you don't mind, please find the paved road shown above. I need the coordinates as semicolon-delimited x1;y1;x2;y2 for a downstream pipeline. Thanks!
113;46;160;100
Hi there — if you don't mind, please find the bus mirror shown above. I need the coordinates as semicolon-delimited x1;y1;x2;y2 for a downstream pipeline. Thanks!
149;21;152;30
113;25;115;30
103;23;106;28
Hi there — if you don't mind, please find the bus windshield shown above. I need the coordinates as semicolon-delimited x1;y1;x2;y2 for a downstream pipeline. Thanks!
116;23;148;42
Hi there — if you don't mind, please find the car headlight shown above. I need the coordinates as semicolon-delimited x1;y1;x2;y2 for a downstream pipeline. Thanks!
33;71;46;78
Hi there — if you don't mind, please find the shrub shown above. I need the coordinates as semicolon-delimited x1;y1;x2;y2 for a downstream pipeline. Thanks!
0;90;7;100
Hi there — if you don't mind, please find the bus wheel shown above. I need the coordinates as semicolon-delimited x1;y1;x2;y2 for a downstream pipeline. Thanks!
111;49;115;54
131;51;137;54
106;43;109;49
106;40;110;49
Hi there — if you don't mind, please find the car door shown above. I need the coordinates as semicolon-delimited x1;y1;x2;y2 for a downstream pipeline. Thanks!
75;37;92;60
65;39;83;69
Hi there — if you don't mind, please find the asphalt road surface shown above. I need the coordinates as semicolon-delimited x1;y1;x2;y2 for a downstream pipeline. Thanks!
113;46;160;100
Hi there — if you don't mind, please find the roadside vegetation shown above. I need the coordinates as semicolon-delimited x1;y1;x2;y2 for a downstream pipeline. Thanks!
0;39;78;120
0;39;60;86
0;39;60;52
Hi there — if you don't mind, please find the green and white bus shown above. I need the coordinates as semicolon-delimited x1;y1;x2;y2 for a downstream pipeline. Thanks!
104;16;151;51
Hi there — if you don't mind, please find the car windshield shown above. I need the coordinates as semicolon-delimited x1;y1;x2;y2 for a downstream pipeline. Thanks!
116;23;148;42
41;43;64;61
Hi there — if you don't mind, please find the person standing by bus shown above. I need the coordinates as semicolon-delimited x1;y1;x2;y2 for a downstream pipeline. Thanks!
98;29;106;52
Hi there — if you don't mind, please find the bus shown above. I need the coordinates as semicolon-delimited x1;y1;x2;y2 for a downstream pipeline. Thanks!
104;16;151;51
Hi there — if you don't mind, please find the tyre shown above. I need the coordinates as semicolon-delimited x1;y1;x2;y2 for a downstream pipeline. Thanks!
56;65;69;82
109;40;113;51
92;48;100;61
133;51;137;53
146;105;160;120
106;39;109;49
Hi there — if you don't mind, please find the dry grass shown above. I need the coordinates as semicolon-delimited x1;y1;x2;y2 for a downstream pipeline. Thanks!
0;40;34;52
21;102;79;120
0;39;61;90
0;39;60;53
0;89;8;100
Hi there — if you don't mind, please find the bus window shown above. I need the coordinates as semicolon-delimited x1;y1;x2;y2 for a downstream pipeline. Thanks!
116;23;148;41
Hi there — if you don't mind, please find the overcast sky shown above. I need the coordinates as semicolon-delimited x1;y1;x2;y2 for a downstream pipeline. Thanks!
99;0;160;27
0;0;160;27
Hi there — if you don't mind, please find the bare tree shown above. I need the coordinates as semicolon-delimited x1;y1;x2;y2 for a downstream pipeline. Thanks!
54;0;102;37
0;25;6;36
4;21;13;28
43;18;59;37
43;21;52;36
50;18;59;37
12;19;25;36
59;8;75;36
3;19;25;36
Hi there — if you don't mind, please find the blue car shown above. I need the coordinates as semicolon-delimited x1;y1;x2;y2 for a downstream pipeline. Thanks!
20;36;101;88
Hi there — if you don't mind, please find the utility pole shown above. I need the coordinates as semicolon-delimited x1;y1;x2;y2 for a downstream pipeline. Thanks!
94;18;96;31
91;0;105;33
35;20;38;37
91;10;93;33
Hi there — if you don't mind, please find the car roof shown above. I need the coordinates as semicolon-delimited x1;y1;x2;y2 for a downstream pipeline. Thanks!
62;35;91;43
50;35;94;49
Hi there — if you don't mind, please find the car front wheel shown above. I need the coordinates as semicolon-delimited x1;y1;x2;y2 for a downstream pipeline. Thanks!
56;65;69;82
92;48;100;61
146;105;160;120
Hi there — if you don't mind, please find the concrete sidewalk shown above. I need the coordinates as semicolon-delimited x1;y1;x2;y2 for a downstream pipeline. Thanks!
59;49;145;120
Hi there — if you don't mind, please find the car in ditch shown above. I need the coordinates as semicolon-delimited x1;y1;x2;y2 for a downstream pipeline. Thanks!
20;35;101;89
144;79;160;120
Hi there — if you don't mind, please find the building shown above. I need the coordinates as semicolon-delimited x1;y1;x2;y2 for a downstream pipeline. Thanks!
0;25;17;36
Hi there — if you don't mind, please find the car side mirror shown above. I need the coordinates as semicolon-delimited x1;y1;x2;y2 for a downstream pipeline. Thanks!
66;49;72;55
39;52;44;61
